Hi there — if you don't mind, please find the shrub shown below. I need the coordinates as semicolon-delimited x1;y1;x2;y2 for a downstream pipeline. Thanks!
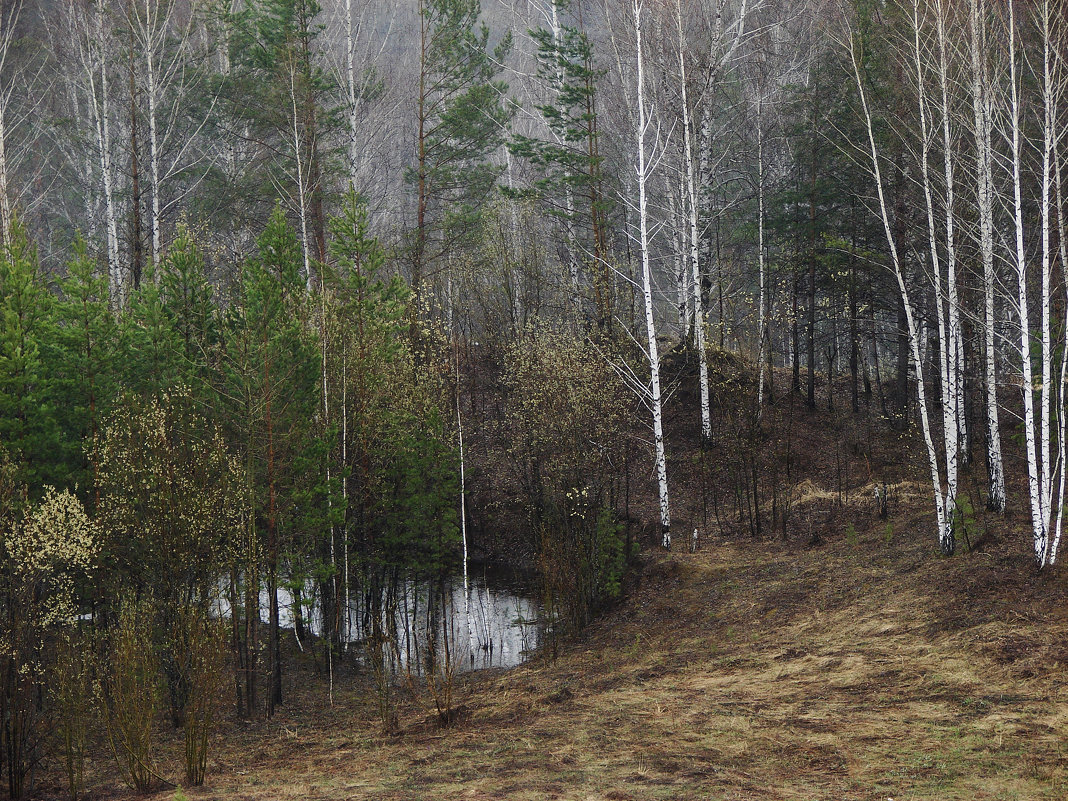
52;632;95;801
104;601;162;793
172;607;228;786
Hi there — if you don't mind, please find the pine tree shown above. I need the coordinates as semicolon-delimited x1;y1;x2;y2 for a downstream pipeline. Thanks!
216;0;337;278
158;224;221;404
323;192;409;651
510;1;610;329
53;236;116;502
0;218;61;492
409;0;514;312
222;205;318;715
118;269;183;400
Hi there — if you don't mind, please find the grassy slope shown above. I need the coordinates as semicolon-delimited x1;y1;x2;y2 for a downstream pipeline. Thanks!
46;367;1068;801
69;523;1067;801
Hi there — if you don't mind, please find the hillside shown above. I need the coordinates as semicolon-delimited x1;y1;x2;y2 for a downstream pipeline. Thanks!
41;396;1068;799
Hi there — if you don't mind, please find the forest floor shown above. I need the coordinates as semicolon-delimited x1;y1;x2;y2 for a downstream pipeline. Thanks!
63;509;1068;801
40;362;1068;800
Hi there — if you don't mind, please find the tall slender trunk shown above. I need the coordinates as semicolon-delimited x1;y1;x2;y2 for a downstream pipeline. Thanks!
756;94;768;413
969;0;1005;511
89;0;123;308
264;336;282;715
0;0;10;244
550;0;582;325
345;0;359;186
849;21;953;554
791;270;800;392
634;0;670;548
286;54;312;291
934;0;967;465
128;33;144;289
412;0;429;338
1050;96;1068;565
1008;2;1047;563
0;111;9;246
670;187;687;335
1036;0;1058;560
141;0;163;264
676;0;710;440
911;0;958;551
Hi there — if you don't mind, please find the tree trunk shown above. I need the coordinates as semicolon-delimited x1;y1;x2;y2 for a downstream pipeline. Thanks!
634;0;670;549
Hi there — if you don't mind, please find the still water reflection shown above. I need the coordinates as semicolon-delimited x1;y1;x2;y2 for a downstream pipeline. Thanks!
224;566;543;673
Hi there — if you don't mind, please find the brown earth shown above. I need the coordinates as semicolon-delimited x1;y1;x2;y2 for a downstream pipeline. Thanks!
35;365;1068;800
46;516;1068;800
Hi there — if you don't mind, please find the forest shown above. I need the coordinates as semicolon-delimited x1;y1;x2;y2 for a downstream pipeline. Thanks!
1;0;1067;798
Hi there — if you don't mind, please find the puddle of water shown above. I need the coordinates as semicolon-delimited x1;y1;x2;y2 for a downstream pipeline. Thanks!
219;565;544;673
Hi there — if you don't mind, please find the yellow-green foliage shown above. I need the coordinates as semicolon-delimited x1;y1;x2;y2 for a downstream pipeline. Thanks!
504;328;626;495
52;633;95;801
4;487;97;629
505;329;629;638
0;449;98;799
105;601;161;794
172;607;227;786
96;388;246;603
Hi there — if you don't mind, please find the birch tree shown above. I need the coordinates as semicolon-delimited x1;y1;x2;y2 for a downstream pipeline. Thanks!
672;0;710;440
967;0;1005;512
127;0;213;266
842;3;956;554
620;0;670;548
906;0;962;555
63;0;124;307
323;0;393;190
996;0;1065;566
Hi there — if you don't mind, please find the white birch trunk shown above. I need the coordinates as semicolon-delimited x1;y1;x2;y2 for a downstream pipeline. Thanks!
89;0;123;308
142;0;162;264
911;0;958;551
934;0;966;465
635;0;670;548
675;0;711;441
1005;3;1047;563
456;371;474;660
286;56;313;291
1037;0;1058;560
969;0;1005;512
1050;99;1068;565
669;186;687;335
847;18;952;554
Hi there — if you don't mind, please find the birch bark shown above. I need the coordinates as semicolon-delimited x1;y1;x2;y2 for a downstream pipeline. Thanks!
1005;2;1047;563
968;0;1005;512
910;0;958;553
675;0;711;440
634;0;670;548
846;13;953;554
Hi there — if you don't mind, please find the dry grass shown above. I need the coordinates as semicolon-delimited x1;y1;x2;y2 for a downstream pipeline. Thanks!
43;513;1068;801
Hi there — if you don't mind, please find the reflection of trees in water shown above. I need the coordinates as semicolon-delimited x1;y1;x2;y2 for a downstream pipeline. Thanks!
235;571;542;674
